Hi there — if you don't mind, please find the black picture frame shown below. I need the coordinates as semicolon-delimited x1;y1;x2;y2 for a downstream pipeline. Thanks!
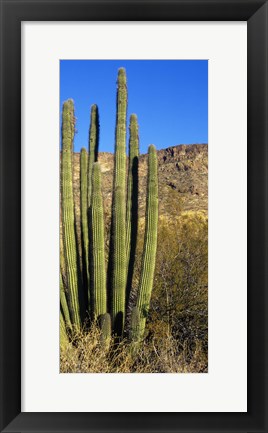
0;0;267;432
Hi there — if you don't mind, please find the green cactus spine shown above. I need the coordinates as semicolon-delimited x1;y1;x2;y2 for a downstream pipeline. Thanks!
126;114;139;306
61;99;81;330
91;162;107;318
100;313;111;349
112;68;128;334
136;144;158;337
88;104;99;207
80;147;90;306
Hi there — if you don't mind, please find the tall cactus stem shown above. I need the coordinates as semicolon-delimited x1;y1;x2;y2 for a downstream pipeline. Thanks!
61;99;81;330
112;186;126;335
111;68;128;334
60;272;72;331
100;313;111;350
80;148;90;307
88;104;99;207
136;144;158;337
90;162;107;318
129;306;141;343
126;114;139;308
60;311;69;348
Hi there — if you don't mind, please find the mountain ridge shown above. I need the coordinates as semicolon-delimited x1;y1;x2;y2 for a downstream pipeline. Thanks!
72;143;208;220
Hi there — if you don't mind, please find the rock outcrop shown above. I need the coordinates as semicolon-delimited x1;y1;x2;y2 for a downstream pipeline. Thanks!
72;143;208;222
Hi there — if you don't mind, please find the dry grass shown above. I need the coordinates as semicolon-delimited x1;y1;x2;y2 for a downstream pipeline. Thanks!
60;211;208;374
60;323;207;374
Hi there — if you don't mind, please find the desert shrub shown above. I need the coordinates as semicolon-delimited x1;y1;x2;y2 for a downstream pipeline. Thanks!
146;211;208;357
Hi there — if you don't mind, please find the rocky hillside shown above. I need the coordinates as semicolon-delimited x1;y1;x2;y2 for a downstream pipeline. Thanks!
72;144;208;222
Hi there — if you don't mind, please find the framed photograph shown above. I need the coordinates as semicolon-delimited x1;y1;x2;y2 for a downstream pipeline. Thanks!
0;0;267;432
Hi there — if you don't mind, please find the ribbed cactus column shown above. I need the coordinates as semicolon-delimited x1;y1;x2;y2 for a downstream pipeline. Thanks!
88;104;99;207
126;114;139;306
61;99;81;330
129;306;141;343
60;234;67;288
80;147;90;305
136;144;158;337
60;273;72;331
91;162;107;318
112;68;128;334
112;186;126;334
100;313;111;350
60;311;69;348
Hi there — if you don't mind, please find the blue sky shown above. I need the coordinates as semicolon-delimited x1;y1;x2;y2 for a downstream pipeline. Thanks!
60;60;208;154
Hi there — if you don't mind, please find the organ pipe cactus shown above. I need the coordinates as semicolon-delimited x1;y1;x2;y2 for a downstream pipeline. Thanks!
88;104;99;207
129;306;141;343
111;186;126;335
60;273;72;331
100;313;111;349
90;162;107;318
80;148;90;302
60;311;69;348
61;99;81;330
60;68;159;347
126;114;139;304
136;144;158;338
112;68;128;334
